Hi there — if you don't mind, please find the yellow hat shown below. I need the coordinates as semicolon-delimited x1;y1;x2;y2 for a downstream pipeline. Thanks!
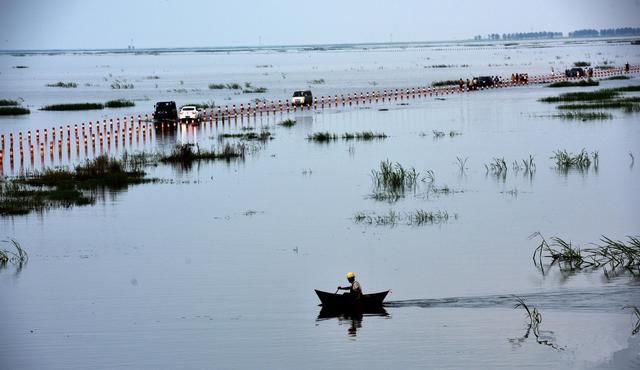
346;272;355;279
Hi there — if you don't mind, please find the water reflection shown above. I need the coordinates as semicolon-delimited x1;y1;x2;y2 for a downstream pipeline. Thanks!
317;307;389;337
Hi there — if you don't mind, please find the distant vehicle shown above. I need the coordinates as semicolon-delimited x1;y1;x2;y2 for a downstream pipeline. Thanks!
292;90;313;106
565;67;585;78
153;101;177;121
475;76;495;88
179;105;198;122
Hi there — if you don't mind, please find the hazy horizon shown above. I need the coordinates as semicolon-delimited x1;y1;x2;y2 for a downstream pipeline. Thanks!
1;0;639;51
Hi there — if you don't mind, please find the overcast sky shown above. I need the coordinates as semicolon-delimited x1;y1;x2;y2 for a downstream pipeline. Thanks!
1;0;639;50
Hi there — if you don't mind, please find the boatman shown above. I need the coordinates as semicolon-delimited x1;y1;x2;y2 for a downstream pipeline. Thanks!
337;272;362;299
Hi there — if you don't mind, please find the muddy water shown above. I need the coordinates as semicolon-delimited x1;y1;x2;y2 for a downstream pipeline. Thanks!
1;39;640;369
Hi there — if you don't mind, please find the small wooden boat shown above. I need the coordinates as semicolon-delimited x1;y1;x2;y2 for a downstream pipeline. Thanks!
314;289;389;311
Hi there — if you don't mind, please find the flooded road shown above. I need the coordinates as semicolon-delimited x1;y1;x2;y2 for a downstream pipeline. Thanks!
1;39;640;369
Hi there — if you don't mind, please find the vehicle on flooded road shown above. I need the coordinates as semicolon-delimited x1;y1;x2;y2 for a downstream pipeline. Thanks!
292;90;313;106
153;101;177;122
179;105;198;122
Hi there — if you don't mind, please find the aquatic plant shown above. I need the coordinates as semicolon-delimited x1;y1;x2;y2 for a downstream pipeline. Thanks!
0;107;30;115
110;80;134;89
556;100;639;112
603;75;630;80
512;296;564;351
46;81;78;88
306;132;337;142
0;238;28;265
547;79;599;88
0;99;20;106
456;156;468;172
353;209;453;226
278;119;297;128
159;143;245;165
530;233;640;277
105;99;135;108
551;149;593;170
573;61;590;67
432;130;445;138
539;89;619;103
308;79;326;84
41;103;104;111
1;156;152;216
371;160;420;192
221;130;273;142
554;111;613;120
342;132;387;141
486;157;508;176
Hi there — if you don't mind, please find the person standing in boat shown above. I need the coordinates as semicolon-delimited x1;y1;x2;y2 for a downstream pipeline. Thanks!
337;272;362;300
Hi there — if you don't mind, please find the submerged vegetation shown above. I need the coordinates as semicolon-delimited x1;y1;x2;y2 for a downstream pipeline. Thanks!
41;103;104;111
278;119;296;128
604;75;630;80
220;130;273;142
46;81;78;88
307;131;387;142
353;209;454;226
554;111;613;120
531;233;640;278
551;149;597;171
512;297;564;351
0;238;28;266
0;156;153;216
547;79;599;88
104;99;135;108
431;79;460;87
0;99;20;106
0;106;30;115
159;143;245;165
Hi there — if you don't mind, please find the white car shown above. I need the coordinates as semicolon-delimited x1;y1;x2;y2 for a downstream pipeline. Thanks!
179;106;198;122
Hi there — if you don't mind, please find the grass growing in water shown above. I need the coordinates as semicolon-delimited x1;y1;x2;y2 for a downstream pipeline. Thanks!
539;89;619;103
555;111;613;120
604;75;630;80
46;81;78;88
1;156;152;215
0;238;28;265
353;209;453;226
0;99;20;106
278;119;296;128
512;297;564;351
105;99;135;108
0;107;30;115
551;149;596;170
573;61;590;67
307;132;337;142
41;103;104;111
220;130;273;142
159;143;245;165
531;233;640;277
371;160;420;193
547;79;599;88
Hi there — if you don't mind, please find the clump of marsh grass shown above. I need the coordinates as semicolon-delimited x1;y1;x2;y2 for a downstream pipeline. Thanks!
573;61;590;67
0;99;20;106
540;89;620;103
0;107;30;115
551;149;595;171
530;233;640;277
159;143;245;165
554;111;613;120
604;75;630;81
432;130;445;138
353;209;453;226
104;99;135;108
110;80;134;89
547;79;599;88
342;132;387;141
1;156;152;216
485;157;508;176
307;132;337;142
41;103;104;111
0;238;28;265
456;156;468;172
46;81;78;88
371;160;420;192
512;296;564;351
278;119;296;128
556;101;640;113
221;130;273;143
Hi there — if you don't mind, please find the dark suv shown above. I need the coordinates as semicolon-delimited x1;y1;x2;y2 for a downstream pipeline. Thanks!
153;101;178;121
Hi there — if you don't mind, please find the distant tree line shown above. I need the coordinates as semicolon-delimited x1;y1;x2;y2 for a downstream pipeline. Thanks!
473;27;640;41
569;27;640;37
